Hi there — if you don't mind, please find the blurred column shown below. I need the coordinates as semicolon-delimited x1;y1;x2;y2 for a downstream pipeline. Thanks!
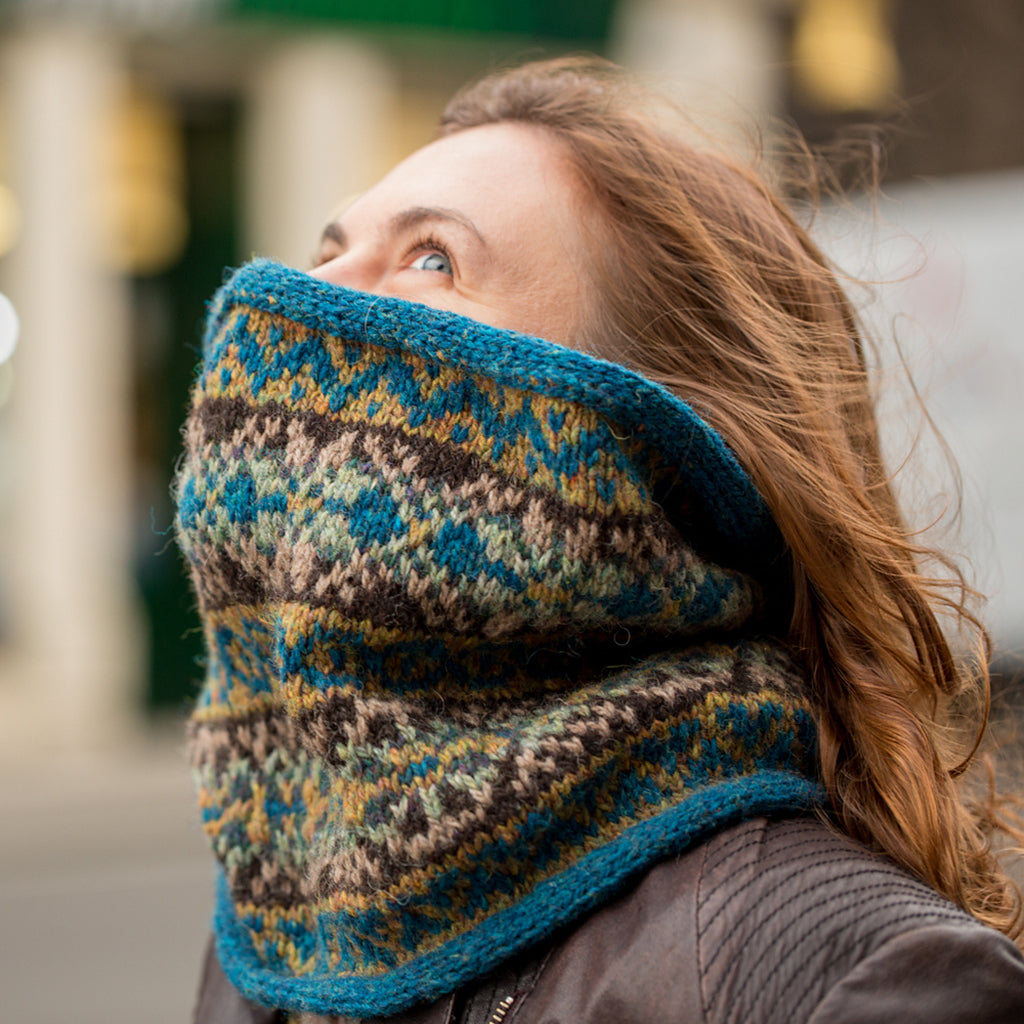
243;35;398;268
612;0;783;141
0;26;141;757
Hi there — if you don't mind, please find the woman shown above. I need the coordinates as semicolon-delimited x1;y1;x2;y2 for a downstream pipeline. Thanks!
179;58;1024;1022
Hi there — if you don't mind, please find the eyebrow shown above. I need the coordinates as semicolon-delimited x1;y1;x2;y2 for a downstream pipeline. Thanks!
319;206;488;251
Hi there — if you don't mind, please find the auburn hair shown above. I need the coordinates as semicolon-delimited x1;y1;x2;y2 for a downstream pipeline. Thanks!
439;56;1022;941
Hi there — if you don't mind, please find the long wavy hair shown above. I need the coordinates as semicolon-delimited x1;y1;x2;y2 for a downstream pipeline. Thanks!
439;56;1022;941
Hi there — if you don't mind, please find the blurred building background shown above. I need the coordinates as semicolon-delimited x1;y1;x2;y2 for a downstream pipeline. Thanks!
0;1;1020;1021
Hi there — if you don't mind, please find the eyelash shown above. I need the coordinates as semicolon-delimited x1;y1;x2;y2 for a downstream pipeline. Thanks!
309;233;455;273
407;234;454;272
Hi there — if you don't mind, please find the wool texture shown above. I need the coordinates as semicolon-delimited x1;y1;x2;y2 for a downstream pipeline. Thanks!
175;260;822;1019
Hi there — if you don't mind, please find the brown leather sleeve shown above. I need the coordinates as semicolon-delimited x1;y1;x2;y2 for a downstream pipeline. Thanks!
693;817;1024;1023
808;923;1024;1024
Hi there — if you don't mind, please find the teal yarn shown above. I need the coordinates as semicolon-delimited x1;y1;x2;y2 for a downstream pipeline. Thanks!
176;261;821;1018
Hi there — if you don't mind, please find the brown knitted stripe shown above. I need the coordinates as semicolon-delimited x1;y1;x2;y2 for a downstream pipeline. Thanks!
190;707;313;906
190;647;801;906
307;662;797;895
188;693;300;771
189;601;733;711
185;393;687;554
181;532;721;642
192;344;662;520
189;644;795;762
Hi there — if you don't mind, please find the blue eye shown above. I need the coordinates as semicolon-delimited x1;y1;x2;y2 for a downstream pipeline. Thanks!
410;250;453;275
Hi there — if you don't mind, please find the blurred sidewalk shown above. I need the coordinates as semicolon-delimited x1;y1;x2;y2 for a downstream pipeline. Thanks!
0;719;213;1024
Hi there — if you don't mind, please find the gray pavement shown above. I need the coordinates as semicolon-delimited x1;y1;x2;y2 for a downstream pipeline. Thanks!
0;722;214;1023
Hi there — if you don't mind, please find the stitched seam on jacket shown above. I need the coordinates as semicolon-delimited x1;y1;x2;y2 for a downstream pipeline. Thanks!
727;886;967;1020
701;860;917;978
788;912;984;1022
721;880;960;1016
697;836;713;1023
701;820;826;877
700;834;869;941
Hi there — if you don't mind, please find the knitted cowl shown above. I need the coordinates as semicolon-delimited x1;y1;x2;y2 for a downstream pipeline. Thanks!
175;259;822;1019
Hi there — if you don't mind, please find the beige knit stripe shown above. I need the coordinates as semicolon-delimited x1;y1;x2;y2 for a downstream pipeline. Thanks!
188;704;301;769
188;621;571;715
304;668;792;892
176;514;675;618
178;524;720;641
314;683;810;912
189;662;717;779
183;400;680;569
327;718;806;961
323;661;719;781
188;665;804;908
190;364;654;514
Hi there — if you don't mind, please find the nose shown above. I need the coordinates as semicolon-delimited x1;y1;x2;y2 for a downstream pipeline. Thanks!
307;252;380;293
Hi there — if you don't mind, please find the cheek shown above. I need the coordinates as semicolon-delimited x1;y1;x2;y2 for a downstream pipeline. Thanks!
534;294;580;347
525;264;594;348
493;241;591;346
532;218;600;347
496;291;571;347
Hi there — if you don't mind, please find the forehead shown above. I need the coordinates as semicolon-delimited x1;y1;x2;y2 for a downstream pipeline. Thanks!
343;122;585;231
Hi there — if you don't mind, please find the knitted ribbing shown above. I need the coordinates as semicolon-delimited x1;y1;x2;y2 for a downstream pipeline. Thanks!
176;260;821;1019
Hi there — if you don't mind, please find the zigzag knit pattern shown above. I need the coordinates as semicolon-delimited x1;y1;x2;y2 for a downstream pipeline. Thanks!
175;261;821;1019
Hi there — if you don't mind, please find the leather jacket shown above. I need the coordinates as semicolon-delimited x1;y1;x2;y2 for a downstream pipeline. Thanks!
195;816;1024;1024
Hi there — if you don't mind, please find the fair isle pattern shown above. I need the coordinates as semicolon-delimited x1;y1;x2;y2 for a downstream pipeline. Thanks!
176;261;820;1019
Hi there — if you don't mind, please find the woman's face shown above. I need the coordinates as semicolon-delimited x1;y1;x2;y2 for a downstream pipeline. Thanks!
310;122;595;347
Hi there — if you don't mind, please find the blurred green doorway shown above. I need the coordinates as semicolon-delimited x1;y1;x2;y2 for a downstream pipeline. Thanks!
132;96;240;711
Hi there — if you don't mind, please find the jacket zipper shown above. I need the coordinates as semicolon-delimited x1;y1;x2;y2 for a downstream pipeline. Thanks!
486;993;517;1024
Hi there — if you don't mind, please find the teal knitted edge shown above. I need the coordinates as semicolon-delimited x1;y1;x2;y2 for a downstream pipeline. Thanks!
205;260;781;570
212;771;824;1017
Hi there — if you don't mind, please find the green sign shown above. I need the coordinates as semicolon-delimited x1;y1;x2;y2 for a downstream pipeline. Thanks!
232;0;615;42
